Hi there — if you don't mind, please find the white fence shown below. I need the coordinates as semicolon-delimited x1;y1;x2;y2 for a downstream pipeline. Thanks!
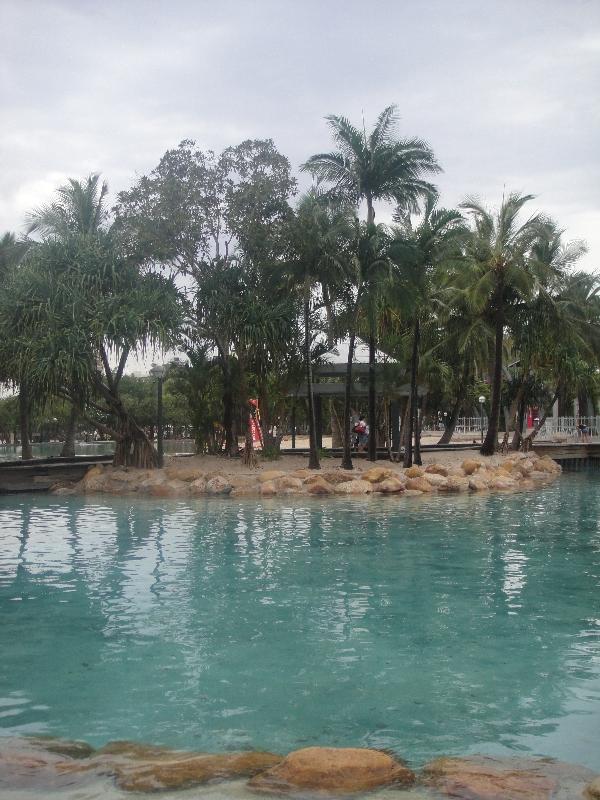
425;417;488;434
537;416;600;441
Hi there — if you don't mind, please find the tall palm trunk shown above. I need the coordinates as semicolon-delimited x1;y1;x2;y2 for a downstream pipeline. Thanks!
342;328;357;470
60;403;79;458
19;383;32;460
367;325;377;462
404;315;420;467
481;298;504;456
304;276;320;470
437;358;470;445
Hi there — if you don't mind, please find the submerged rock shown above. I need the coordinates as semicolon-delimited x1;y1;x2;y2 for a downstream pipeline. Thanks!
114;750;282;792
422;755;595;800
586;776;600;798
248;746;415;795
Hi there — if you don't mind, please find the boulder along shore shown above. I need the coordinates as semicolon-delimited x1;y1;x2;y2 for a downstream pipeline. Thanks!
53;450;562;499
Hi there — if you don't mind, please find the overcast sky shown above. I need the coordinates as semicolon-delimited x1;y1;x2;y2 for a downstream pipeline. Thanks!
1;0;599;271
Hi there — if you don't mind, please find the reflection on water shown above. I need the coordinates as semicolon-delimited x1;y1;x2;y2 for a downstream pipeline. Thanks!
0;474;599;774
0;440;196;462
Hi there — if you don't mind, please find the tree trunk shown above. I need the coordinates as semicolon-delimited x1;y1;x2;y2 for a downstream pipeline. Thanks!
305;279;320;470
368;325;377;462
481;305;503;456
330;399;343;447
342;328;357;470
403;315;420;467
523;386;560;445
110;392;158;468
60;403;79;458
414;393;426;465
437;362;469;445
511;397;527;450
222;359;237;456
19;384;32;460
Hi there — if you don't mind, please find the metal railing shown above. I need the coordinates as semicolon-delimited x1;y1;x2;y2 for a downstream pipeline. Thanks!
537;416;600;441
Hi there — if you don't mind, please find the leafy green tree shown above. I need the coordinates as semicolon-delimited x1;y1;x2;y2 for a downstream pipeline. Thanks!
303;105;440;460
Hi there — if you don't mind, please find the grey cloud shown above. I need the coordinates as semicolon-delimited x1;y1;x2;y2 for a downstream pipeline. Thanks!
1;0;598;267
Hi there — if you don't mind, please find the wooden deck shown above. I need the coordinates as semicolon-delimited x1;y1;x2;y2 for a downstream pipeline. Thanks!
533;442;600;461
0;454;113;493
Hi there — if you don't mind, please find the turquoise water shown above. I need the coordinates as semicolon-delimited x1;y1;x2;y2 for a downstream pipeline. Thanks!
0;473;599;774
0;440;195;461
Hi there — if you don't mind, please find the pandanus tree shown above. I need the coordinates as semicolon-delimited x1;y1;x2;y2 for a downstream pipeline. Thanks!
460;193;545;455
1;229;181;468
25;174;110;456
287;191;354;469
303;105;440;462
0;232;33;457
389;196;467;465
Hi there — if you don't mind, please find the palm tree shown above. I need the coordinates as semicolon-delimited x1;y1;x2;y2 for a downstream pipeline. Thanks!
390;196;467;465
27;174;108;238
339;222;390;470
288;191;353;469
303;105;440;462
460;193;545;455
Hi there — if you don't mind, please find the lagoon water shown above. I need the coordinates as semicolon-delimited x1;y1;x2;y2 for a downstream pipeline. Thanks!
1;472;599;795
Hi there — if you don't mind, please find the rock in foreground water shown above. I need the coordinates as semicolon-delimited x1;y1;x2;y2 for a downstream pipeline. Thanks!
423;755;596;800
248;746;415;795
114;751;282;792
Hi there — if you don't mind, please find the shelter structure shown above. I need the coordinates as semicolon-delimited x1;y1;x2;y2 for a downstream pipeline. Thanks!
290;337;426;451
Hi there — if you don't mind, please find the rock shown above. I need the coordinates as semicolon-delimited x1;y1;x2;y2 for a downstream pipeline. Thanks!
423;473;448;488
404;489;424;496
319;471;355;485
116;751;282;792
305;477;334;495
469;476;489;491
515;459;535;476
165;465;203;482
248;746;414;795
27;736;94;760
489;476;518;490
536;457;561;474
260;480;278;496
423;755;572;800
189;477;208;496
259;470;287;483
334;479;373;495
406;477;433;492
0;738;92;790
585;776;600;798
205;476;233;495
149;479;189;498
376;477;405;494
530;470;552;484
425;463;448;476
277;476;303;491
404;466;425;478
362;467;394;483
462;459;482;475
52;486;77;496
441;476;470;493
97;741;184;760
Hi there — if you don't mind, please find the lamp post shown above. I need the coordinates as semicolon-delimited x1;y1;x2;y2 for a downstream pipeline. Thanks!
150;364;166;468
478;395;486;443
